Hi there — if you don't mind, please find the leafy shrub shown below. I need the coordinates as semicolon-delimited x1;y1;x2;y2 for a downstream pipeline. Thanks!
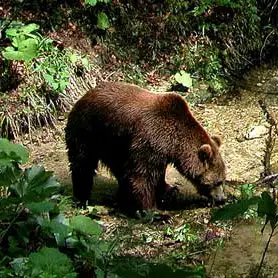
0;22;92;138
84;0;111;30
0;138;205;277
0;138;104;277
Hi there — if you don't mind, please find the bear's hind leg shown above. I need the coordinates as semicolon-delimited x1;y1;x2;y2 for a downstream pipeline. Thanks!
155;170;179;209
118;176;156;213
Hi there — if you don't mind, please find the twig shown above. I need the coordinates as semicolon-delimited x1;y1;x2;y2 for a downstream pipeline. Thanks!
0;205;25;246
260;29;275;63
255;227;275;278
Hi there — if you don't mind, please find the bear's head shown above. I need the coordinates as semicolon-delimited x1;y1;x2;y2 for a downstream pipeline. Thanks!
178;135;226;204
195;136;226;203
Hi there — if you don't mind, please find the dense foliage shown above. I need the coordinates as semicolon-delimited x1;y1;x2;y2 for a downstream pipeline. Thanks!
0;138;206;277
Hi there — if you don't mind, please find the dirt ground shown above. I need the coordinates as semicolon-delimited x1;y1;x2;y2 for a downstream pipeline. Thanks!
20;66;278;277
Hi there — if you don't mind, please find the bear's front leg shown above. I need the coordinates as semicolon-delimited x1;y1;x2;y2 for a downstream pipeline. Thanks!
70;157;98;208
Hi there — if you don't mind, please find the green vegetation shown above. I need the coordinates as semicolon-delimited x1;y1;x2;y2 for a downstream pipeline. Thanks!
1;1;278;137
0;138;207;277
0;22;92;138
211;179;278;277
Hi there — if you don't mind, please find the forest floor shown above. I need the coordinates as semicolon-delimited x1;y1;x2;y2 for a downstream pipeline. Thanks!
19;65;278;277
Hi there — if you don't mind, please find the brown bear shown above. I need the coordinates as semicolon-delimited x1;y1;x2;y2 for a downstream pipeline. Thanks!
65;81;226;212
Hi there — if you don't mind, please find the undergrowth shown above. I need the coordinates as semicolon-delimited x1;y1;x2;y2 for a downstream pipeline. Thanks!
0;138;207;277
0;21;94;139
1;1;278;137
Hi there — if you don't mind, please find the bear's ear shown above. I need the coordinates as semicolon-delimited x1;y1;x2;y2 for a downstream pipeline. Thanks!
211;135;222;147
198;144;212;162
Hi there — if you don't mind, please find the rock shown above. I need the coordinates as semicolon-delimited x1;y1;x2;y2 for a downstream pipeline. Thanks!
245;125;268;140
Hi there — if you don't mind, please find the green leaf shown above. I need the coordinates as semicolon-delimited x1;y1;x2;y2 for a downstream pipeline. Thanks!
258;191;276;217
69;53;78;64
22;23;40;34
97;12;110;30
112;257;206;278
70;215;103;236
28;247;77;277
2;38;39;61
25;165;60;191
258;191;277;229
174;70;192;88
0;138;29;166
10;257;28;276
210;197;260;222
43;73;55;84
59;80;69;91
85;0;97;6
6;23;39;37
9;165;60;200
26;201;55;214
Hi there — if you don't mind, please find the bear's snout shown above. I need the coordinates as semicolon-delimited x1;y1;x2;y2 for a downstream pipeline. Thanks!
210;184;226;204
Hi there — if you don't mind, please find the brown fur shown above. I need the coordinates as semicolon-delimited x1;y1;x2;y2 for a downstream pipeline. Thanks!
65;82;226;212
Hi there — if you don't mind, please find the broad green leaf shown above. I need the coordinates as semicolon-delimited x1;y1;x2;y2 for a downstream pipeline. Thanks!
97;12;110;30
42;215;71;246
25;165;60;191
174;70;193;88
28;247;77;277
43;73;55;84
6;23;39;37
0;166;21;187
26;201;55;214
59;80;69;91
258;191;276;217
70;215;103;236
6;26;24;37
85;0;97;6
2;48;25;60
0;138;29;166
2;38;39;61
18;38;38;51
10;165;60;200
210;197;260;222
22;23;40;34
258;191;277;229
51;81;60;90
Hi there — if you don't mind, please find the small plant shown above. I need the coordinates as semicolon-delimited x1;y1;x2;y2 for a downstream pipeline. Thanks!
84;0;111;30
2;23;40;61
166;223;199;243
240;183;256;199
211;182;278;277
240;183;257;219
